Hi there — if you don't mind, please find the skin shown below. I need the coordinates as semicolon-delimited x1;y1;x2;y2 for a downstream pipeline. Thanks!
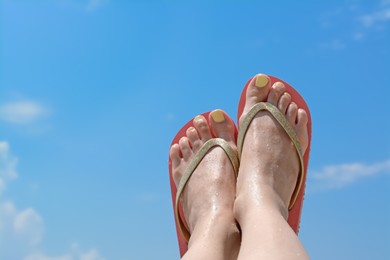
169;111;240;260
234;75;309;260
169;74;309;259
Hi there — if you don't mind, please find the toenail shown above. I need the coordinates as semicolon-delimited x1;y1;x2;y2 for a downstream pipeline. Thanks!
211;110;225;123
255;74;269;88
194;115;204;123
188;126;195;132
283;92;291;98
274;82;285;88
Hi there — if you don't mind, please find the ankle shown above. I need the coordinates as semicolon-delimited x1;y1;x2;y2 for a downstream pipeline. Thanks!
234;185;288;226
188;212;240;248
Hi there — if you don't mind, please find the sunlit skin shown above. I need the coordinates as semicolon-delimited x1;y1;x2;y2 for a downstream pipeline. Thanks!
170;111;240;260
169;75;309;259
234;75;309;259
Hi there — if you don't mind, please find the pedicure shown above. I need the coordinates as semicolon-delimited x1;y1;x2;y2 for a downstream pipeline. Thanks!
255;75;269;88
211;110;225;123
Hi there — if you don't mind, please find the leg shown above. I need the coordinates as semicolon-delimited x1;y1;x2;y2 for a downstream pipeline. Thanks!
235;75;309;259
170;110;240;260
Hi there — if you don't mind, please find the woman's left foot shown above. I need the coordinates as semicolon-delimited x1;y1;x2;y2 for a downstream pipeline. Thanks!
169;109;240;259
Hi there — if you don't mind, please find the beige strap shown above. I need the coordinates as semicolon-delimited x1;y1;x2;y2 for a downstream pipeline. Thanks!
175;138;239;242
237;102;304;210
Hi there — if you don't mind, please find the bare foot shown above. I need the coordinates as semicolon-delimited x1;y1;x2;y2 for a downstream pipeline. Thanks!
234;74;310;260
170;110;240;260
235;74;309;218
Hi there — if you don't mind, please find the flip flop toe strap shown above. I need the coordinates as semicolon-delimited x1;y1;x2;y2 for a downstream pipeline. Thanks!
237;102;304;210
175;138;239;243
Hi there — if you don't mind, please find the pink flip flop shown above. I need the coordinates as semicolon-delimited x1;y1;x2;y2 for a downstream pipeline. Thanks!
168;112;239;257
237;74;312;234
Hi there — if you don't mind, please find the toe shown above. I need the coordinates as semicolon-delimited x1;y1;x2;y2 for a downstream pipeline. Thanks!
209;109;236;144
193;115;213;141
240;74;271;126
278;92;291;114
187;126;202;151
287;102;298;125
267;82;286;106
179;136;192;160
245;74;270;105
169;143;181;168
296;108;309;153
297;108;308;127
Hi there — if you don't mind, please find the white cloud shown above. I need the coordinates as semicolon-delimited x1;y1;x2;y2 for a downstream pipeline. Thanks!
0;141;18;193
0;201;44;259
360;8;390;27
1;200;105;260
0;100;48;124
310;159;390;190
318;2;390;48
0;141;105;260
14;208;44;246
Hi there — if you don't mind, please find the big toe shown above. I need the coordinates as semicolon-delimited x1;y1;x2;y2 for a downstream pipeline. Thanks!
209;109;237;146
246;74;271;103
240;74;271;125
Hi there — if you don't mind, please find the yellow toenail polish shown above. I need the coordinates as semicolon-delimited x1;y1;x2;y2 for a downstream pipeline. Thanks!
211;110;225;123
284;92;291;98
255;75;269;88
188;126;195;132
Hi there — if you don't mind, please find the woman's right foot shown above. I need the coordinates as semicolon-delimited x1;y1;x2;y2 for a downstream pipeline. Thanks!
234;74;310;260
235;74;309;219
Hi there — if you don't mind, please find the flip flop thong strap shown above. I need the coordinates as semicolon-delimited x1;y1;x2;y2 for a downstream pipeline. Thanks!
175;138;239;243
237;102;304;210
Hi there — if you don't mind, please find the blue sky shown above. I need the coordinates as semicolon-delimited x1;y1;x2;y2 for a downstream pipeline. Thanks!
0;0;389;259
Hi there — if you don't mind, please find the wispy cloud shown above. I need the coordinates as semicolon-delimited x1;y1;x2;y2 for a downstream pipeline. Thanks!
0;141;18;193
14;208;44;246
0;101;49;125
0;141;105;260
163;113;176;122
360;8;390;28
310;159;390;190
318;39;346;51
86;0;108;12
0;201;45;258
318;1;390;50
